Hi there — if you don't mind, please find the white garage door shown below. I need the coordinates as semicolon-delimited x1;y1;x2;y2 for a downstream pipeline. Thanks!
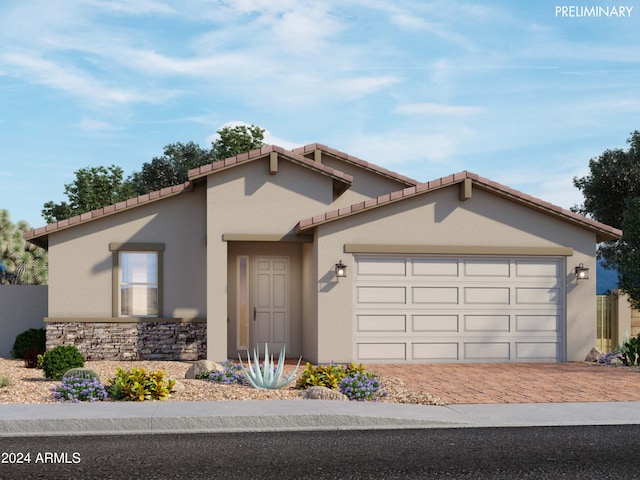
354;255;564;363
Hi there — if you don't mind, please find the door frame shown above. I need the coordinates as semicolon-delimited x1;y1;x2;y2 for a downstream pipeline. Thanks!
250;255;290;353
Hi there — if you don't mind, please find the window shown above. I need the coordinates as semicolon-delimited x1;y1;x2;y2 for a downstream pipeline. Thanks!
110;243;164;318
120;252;158;316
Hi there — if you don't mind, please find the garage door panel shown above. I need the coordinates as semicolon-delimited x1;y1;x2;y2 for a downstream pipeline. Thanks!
464;315;510;332
357;286;406;304
464;287;510;304
354;255;564;363
412;315;459;332
516;287;560;304
412;258;458;276
357;257;406;276
516;315;559;332
357;343;406;361
357;315;406;332
464;259;510;277
412;343;459;360
516;260;560;277
464;342;510;360
412;287;458;304
516;342;559;360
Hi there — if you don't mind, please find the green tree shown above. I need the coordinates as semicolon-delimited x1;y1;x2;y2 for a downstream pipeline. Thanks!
0;209;48;285
210;124;266;162
42;166;134;223
127;141;213;195
617;198;640;308
573;131;640;305
42;124;268;222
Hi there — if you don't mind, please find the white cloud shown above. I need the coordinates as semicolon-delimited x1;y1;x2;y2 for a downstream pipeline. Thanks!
1;53;178;105
78;118;119;131
337;76;402;98
395;103;485;116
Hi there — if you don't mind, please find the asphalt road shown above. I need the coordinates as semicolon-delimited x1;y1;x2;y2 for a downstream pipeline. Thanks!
1;425;638;479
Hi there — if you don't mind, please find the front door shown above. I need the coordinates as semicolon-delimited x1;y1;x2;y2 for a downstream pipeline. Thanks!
252;256;289;353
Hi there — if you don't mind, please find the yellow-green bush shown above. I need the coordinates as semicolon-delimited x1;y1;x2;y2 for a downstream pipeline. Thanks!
106;367;176;401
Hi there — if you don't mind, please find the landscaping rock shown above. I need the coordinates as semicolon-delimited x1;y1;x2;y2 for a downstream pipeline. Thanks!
185;360;224;379
585;347;605;363
172;380;186;394
300;386;349;401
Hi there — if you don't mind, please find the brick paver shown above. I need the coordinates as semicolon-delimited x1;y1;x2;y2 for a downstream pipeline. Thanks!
368;363;640;404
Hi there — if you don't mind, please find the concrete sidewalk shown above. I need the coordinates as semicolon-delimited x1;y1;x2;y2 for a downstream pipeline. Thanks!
2;400;640;437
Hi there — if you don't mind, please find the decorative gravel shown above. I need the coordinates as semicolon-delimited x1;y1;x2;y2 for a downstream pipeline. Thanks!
0;358;447;405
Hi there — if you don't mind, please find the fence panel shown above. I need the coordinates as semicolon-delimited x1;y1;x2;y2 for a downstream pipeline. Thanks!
597;294;618;352
0;285;47;357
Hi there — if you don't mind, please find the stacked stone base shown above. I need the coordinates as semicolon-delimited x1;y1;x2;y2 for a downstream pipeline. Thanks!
46;321;206;361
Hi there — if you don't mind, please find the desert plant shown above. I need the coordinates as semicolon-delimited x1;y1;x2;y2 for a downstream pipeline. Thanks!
52;374;108;403
197;361;248;385
106;367;176;401
238;344;301;389
296;362;368;390
620;334;640;366
0;375;12;389
41;345;85;380
62;367;100;382
11;328;46;364
338;372;386;401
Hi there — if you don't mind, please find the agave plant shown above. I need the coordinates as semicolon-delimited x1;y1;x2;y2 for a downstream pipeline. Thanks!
238;343;301;389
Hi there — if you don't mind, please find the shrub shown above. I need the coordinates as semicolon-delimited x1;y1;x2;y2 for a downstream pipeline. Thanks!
52;375;108;403
296;362;368;390
620;334;640;366
11;328;46;366
106;367;176;401
197;361;248;386
62;367;100;382
0;375;12;389
238;344;301;389
338;372;387;401
42;346;85;380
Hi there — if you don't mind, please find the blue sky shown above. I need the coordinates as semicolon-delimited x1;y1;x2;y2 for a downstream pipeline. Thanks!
1;0;639;229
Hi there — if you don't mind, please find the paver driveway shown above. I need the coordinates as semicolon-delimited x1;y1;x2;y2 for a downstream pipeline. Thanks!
369;363;640;404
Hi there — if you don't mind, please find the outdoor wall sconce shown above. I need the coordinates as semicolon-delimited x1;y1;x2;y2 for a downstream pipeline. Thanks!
575;263;589;280
335;260;347;278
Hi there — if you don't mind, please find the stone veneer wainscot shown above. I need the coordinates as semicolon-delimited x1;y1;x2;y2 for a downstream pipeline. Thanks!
45;319;206;361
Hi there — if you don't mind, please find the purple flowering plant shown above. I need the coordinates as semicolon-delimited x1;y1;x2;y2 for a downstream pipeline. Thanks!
199;360;248;386
338;372;387;401
52;374;108;403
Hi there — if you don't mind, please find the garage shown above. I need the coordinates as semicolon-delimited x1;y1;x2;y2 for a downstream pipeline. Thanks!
354;255;564;363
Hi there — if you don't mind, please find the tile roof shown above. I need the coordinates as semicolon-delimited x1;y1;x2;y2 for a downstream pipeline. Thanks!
295;170;622;243
292;143;419;186
23;182;192;248
23;145;355;248
187;144;353;190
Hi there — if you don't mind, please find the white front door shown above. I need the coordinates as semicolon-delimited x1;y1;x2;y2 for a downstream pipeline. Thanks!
252;256;289;353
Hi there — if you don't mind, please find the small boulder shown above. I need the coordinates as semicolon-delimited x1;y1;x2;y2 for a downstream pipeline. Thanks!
185;360;224;379
172;380;186;394
300;386;349;401
585;347;605;363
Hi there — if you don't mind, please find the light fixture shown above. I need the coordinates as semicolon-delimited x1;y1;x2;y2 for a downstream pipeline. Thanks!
575;263;589;280
335;260;347;278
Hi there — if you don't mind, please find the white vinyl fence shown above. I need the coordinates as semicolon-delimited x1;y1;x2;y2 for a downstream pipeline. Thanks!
0;286;47;358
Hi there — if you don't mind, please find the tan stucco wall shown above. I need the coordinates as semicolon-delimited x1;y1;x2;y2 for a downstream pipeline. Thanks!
316;153;414;207
205;159;339;360
47;187;207;319
311;186;597;363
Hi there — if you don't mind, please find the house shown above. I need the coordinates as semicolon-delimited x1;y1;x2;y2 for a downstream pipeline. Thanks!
24;144;622;364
